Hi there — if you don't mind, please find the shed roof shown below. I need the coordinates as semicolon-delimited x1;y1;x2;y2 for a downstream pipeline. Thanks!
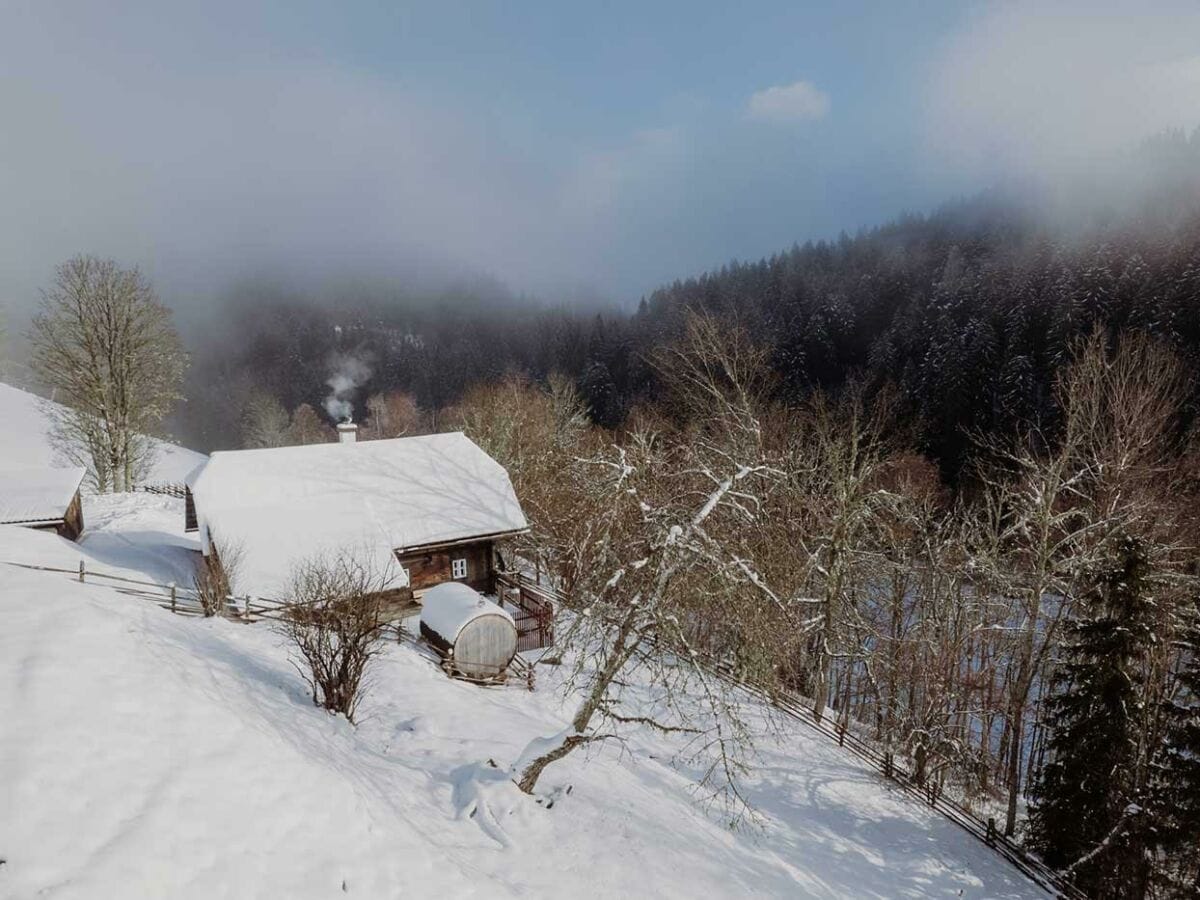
189;432;528;599
0;466;86;526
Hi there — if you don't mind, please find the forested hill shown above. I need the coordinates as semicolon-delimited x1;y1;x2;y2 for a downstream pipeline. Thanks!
634;196;1200;479
184;143;1200;482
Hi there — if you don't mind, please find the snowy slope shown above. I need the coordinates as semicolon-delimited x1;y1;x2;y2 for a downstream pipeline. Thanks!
0;494;200;587
0;518;1045;899
0;382;206;485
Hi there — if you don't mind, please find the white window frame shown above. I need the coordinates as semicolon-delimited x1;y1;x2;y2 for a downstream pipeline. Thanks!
451;558;468;580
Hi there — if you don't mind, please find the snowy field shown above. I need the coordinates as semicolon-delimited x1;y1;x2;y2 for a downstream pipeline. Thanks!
0;503;1046;899
0;382;206;485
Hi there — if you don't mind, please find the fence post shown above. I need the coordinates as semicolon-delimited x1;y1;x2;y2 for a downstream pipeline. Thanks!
243;596;251;619
986;817;997;847
169;583;177;613
526;665;535;692
78;560;85;583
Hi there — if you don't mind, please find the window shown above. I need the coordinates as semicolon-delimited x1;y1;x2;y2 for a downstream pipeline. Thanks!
451;558;467;580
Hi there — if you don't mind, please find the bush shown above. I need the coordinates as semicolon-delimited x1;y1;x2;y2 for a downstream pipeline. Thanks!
193;539;243;617
278;553;390;722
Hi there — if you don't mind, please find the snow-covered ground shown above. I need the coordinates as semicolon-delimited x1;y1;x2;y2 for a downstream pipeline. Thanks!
0;494;200;588
0;381;206;485
0;502;1046;899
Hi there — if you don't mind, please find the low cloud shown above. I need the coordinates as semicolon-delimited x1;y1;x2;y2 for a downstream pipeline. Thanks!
923;1;1200;182
746;81;830;123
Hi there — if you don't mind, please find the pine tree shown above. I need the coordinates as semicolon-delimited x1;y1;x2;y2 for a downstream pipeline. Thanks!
1156;599;1200;891
1027;534;1159;898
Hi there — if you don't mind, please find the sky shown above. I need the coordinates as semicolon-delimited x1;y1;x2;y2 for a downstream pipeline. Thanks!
2;0;1199;319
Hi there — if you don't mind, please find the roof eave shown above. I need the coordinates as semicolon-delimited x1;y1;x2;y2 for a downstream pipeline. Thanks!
393;526;531;556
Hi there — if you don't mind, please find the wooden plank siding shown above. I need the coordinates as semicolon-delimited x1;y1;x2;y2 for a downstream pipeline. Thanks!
61;490;84;541
395;539;495;600
24;489;85;542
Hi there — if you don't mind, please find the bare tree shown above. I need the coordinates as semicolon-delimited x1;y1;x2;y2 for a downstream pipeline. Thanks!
766;384;903;721
286;403;334;445
514;317;813;817
450;374;594;585
977;328;1193;835
240;390;291;448
29;256;187;492
361;391;425;440
277;552;391;722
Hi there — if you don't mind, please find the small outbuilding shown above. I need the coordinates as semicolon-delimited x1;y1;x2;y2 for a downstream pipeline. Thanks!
420;581;518;682
0;465;86;541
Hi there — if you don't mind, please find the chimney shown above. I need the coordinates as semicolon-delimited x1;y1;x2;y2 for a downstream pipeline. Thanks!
337;419;357;445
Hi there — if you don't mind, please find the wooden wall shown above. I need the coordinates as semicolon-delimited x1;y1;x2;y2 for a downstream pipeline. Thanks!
61;490;84;541
395;540;495;598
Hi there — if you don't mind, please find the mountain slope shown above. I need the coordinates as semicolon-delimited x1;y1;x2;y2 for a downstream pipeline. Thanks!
0;519;1045;899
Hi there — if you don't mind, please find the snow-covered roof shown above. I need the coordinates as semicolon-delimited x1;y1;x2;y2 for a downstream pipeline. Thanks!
189;432;528;600
0;465;86;525
419;581;514;643
0;382;207;486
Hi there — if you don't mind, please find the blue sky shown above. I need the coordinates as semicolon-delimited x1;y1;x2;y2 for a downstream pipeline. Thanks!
2;1;1198;311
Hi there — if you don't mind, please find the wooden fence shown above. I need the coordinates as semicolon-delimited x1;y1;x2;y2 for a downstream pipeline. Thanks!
134;482;188;498
514;577;1085;900
1;553;1077;893
0;558;290;622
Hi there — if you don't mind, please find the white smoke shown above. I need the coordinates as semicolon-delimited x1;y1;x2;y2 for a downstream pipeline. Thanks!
323;354;372;422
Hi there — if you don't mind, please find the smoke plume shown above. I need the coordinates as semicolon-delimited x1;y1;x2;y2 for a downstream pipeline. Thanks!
323;354;372;422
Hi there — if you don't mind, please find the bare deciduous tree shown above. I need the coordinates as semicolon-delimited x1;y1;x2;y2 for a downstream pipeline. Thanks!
240;390;291;448
361;391;425;440
514;317;813;818
29;256;187;492
286;402;334;445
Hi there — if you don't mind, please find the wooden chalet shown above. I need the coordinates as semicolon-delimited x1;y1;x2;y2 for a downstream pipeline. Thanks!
0;465;86;541
185;423;528;606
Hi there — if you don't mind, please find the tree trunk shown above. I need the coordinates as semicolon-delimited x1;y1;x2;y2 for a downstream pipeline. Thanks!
1004;704;1023;836
517;610;640;795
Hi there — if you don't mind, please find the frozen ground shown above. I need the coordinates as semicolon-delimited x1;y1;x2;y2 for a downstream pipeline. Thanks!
0;381;206;485
0;505;1046;899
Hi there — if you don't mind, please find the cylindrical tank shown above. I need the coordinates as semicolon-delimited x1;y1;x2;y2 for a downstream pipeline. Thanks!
419;581;518;680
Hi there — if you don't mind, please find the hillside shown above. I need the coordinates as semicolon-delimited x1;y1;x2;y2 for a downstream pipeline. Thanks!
0;382;206;485
0;503;1045;899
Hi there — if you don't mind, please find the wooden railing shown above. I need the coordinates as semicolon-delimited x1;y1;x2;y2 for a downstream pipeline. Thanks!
134;482;187;498
496;572;555;652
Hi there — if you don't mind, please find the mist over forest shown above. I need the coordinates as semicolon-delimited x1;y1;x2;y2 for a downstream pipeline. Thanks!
175;129;1200;487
